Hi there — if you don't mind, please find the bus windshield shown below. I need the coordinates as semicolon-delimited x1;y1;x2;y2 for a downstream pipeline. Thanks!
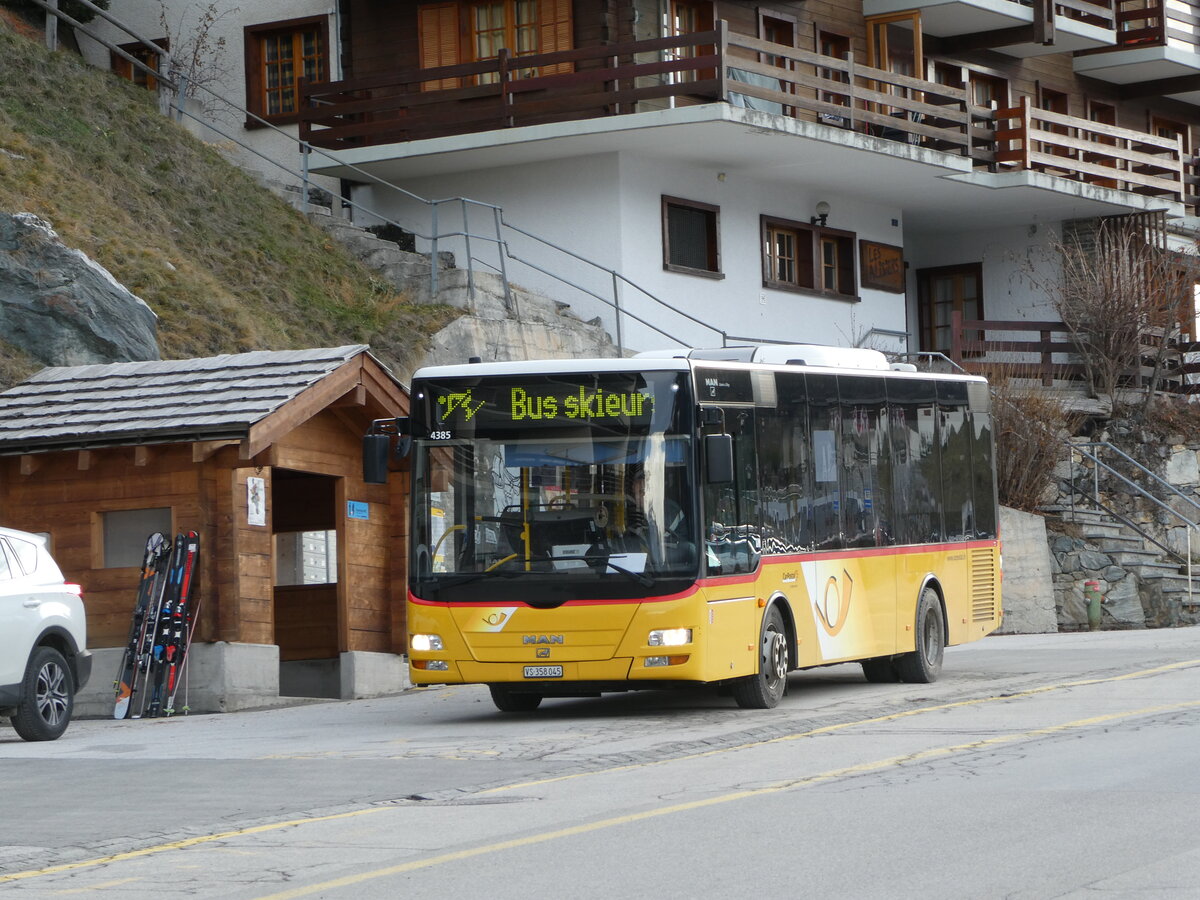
410;371;698;602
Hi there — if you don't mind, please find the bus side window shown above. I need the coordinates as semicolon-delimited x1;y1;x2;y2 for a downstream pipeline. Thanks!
938;381;973;541
807;374;842;551
886;379;943;545
703;407;761;574
758;372;813;553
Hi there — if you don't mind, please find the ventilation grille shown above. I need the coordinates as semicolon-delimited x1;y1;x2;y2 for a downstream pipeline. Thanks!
970;547;998;622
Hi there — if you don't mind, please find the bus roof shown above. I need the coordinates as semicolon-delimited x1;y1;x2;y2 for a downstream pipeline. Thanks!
412;346;986;384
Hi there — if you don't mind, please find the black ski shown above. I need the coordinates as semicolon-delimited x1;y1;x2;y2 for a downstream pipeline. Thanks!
163;531;200;716
114;532;171;719
145;532;187;718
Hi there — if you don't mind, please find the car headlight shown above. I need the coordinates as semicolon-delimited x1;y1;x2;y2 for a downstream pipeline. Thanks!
410;633;444;652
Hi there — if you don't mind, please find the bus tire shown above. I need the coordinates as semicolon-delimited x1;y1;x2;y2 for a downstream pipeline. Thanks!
732;606;788;709
861;658;900;683
896;587;945;684
488;685;543;712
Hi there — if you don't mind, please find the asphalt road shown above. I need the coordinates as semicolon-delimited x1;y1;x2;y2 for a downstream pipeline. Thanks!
3;626;1200;898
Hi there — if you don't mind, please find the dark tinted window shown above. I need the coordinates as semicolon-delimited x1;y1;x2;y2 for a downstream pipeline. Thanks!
704;407;762;574
839;375;891;547
938;381;974;541
887;378;943;544
759;373;813;552
807;374;842;550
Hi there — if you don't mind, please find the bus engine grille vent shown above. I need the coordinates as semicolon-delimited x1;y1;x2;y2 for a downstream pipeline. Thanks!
970;547;997;622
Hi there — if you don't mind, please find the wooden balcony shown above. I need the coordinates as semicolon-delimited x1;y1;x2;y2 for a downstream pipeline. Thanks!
1074;0;1200;96
1115;0;1200;51
298;24;1187;206
949;311;1200;397
994;96;1185;203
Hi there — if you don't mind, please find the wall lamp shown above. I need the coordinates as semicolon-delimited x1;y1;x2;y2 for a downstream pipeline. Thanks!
810;201;831;227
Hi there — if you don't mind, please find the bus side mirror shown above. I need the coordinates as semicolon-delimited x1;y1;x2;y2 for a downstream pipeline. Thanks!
363;434;391;484
363;417;412;484
704;433;734;484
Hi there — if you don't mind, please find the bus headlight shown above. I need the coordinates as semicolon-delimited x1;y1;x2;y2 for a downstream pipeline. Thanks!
648;628;692;647
411;634;444;652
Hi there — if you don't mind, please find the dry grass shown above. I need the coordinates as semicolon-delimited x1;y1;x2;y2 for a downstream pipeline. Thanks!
0;15;457;386
987;369;1085;512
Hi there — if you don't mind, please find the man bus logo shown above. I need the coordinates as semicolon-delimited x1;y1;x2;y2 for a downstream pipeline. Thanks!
816;569;852;636
523;635;564;644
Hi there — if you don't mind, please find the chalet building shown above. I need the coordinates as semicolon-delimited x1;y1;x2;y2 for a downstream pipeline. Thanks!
80;3;1198;360
0;347;411;714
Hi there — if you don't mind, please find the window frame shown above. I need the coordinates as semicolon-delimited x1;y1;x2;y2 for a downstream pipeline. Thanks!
243;15;330;129
760;215;857;299
662;195;723;279
111;38;169;91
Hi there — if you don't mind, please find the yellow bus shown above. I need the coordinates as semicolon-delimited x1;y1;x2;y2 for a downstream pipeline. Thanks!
365;344;1001;711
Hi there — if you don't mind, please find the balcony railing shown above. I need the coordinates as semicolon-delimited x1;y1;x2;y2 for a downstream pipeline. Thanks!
1059;0;1118;28
1115;0;1200;50
298;22;1186;205
994;96;1184;202
949;311;1200;395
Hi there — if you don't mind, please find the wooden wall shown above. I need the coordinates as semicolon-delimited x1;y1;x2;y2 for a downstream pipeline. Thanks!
0;408;408;656
0;445;213;650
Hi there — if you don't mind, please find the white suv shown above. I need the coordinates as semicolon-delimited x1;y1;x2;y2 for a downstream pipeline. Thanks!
0;527;91;741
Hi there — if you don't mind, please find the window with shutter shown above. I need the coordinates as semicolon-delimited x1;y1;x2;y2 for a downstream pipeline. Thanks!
761;216;856;298
419;2;462;90
417;1;573;87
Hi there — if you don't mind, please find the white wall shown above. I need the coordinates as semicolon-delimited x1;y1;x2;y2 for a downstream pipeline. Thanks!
360;150;914;355
77;0;338;194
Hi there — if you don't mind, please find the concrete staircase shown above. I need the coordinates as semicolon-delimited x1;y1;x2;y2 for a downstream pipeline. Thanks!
1041;505;1200;628
302;205;620;372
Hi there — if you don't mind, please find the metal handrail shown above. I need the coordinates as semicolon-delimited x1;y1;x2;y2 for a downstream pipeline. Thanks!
1066;440;1197;605
44;0;776;355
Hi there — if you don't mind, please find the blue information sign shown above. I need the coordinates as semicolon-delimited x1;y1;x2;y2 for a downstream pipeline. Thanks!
347;500;369;520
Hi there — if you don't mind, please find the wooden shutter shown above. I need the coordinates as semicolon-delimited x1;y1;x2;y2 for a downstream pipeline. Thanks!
537;0;573;75
418;2;462;90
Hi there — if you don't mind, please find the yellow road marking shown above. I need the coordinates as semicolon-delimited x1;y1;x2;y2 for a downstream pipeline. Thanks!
0;809;389;885
254;697;1200;899
58;877;141;893
5;658;1199;887
477;656;1200;794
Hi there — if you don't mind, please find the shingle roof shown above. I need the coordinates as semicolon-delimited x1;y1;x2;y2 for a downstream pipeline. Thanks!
0;346;370;454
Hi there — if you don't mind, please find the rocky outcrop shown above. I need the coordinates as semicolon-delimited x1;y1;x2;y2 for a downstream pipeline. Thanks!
0;213;159;366
304;207;618;373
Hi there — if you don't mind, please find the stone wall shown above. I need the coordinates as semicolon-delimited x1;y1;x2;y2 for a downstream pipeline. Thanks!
996;507;1057;634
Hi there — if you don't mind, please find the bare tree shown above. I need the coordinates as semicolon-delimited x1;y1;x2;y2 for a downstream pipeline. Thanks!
1034;217;1197;414
156;1;237;117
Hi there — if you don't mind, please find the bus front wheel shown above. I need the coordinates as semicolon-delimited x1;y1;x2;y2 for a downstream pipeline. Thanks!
489;685;543;712
733;606;788;709
896;587;945;683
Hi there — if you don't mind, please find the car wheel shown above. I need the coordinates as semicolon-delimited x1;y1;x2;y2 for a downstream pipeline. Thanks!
489;685;542;712
11;646;74;742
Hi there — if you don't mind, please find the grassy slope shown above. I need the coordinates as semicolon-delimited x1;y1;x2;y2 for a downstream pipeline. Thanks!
0;15;457;388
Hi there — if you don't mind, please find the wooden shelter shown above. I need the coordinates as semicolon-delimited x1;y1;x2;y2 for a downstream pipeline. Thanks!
0;346;410;708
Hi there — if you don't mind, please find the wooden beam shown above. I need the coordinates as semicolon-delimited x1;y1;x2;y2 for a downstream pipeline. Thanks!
19;454;39;476
331;384;367;408
242;358;365;459
193;439;239;462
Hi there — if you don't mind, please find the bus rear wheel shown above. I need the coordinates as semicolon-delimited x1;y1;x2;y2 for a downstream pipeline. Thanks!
896;587;945;683
488;685;543;712
733;606;788;709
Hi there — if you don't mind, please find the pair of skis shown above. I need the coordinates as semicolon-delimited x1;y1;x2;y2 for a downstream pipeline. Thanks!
113;530;201;719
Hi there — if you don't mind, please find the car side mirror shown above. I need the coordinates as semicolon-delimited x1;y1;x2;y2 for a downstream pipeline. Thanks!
704;433;734;484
